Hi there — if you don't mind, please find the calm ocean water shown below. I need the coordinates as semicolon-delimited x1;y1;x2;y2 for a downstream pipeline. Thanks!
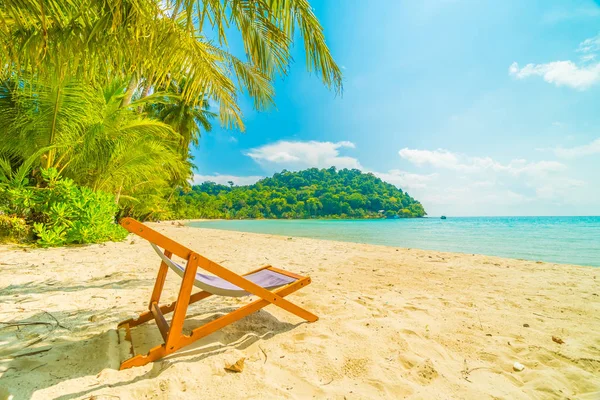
188;217;600;267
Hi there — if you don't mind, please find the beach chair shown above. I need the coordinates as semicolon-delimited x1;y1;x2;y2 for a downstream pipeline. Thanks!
116;218;318;370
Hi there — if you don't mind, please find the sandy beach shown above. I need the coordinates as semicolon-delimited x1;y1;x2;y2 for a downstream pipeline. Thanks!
1;222;599;399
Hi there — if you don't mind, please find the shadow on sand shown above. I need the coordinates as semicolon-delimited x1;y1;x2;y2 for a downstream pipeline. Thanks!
0;305;301;399
2;277;154;297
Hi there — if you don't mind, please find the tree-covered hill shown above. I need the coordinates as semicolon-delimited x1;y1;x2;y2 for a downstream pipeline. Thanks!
172;168;426;219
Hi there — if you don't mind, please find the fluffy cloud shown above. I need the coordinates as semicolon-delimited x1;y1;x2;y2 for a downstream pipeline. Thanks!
372;170;438;190
397;148;461;169
509;34;600;90
398;148;566;176
191;174;263;186
394;147;592;215
245;140;362;170
508;61;600;90
549;138;600;159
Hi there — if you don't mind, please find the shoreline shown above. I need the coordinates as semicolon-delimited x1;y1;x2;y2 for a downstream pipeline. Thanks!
3;222;597;269
188;224;598;269
1;223;599;399
183;219;600;269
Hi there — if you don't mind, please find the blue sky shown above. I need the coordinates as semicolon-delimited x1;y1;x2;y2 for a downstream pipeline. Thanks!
192;0;600;216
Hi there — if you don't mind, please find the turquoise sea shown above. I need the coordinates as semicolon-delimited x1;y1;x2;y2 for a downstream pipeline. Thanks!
189;216;600;267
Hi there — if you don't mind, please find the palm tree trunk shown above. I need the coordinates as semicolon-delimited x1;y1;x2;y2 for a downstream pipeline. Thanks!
46;85;62;168
115;178;125;204
137;81;152;113
120;73;139;108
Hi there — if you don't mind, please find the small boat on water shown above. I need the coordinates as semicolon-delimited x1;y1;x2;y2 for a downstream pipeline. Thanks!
441;215;447;219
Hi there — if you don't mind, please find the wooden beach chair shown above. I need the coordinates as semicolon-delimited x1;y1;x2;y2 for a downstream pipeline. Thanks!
116;218;318;370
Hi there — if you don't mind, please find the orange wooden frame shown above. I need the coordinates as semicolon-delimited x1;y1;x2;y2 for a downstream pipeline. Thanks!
116;218;318;370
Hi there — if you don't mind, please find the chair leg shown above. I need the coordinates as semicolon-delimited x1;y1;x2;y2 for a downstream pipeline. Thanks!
117;292;213;370
148;250;172;309
165;255;199;350
119;343;168;370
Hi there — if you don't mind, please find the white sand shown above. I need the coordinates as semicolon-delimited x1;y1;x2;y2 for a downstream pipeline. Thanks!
0;222;599;399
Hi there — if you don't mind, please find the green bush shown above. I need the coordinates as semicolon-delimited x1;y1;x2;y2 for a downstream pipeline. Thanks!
1;168;127;247
0;215;30;243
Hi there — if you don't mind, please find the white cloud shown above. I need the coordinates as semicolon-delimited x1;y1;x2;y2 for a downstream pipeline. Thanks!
509;33;600;90
416;187;533;211
577;34;600;54
398;148;566;176
472;180;495;188
393;147;592;215
372;170;438;190
509;61;600;90
550;138;600;158
191;174;263;186
245;140;362;170
398;148;461;169
580;54;597;63
535;178;586;200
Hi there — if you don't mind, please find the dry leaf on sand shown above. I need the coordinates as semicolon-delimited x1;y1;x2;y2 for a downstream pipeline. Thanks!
225;358;245;373
552;336;565;344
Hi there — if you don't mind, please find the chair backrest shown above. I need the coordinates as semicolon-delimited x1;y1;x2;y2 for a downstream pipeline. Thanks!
119;218;194;261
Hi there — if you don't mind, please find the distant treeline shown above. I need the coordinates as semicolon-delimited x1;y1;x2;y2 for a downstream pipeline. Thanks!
172;167;426;219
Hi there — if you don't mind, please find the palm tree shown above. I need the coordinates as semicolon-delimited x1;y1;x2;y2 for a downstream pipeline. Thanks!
0;76;190;216
0;77;100;170
0;0;342;131
0;0;343;219
145;79;216;155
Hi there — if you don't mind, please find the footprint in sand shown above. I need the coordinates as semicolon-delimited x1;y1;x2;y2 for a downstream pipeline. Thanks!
342;357;369;378
293;332;330;343
397;353;423;370
397;355;439;384
399;328;421;338
414;358;439;384
404;305;429;313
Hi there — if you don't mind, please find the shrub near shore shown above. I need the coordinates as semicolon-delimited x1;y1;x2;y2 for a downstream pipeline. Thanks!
0;168;126;246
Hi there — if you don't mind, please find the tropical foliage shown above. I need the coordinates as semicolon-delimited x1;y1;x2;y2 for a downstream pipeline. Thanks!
0;0;342;130
172;168;427;219
0;168;127;245
0;77;190;219
0;0;346;245
144;79;216;156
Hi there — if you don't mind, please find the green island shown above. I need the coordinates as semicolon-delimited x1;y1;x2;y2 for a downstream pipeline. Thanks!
173;168;426;220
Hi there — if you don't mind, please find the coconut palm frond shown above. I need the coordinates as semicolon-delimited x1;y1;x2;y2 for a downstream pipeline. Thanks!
194;0;343;92
0;76;101;168
0;0;342;107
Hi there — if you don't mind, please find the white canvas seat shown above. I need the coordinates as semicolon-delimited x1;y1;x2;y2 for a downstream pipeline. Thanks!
150;243;296;297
